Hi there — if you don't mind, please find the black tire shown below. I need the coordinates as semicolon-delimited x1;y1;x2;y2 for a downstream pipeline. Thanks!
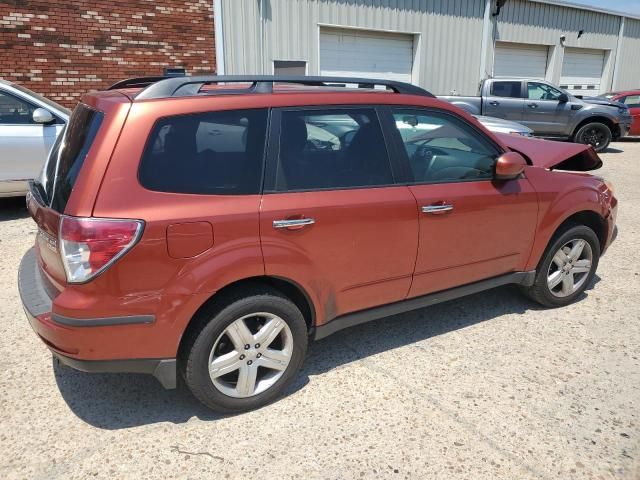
573;122;612;152
180;286;308;413
520;224;600;308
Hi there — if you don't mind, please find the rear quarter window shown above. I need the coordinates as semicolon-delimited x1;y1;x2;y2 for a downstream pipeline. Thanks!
139;109;269;195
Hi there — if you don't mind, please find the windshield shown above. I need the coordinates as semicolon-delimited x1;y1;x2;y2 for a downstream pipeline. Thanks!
8;82;71;115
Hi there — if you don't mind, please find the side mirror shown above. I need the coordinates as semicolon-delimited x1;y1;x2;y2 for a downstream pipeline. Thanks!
32;108;54;124
558;93;569;103
495;152;526;180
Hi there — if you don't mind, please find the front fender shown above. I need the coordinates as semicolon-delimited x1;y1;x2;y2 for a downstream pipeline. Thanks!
524;169;605;271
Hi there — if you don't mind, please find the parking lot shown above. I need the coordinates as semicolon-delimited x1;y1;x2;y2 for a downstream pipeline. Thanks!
0;140;638;480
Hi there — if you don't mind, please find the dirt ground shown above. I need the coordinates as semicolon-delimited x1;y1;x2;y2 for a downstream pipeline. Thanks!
0;140;638;479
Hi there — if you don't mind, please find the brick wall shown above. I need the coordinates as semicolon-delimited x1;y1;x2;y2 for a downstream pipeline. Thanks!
0;0;215;108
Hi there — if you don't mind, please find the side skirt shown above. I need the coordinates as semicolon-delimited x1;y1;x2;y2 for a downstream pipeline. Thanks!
313;271;536;340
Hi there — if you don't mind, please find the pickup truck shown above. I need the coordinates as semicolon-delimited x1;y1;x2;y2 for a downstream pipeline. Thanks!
438;78;633;152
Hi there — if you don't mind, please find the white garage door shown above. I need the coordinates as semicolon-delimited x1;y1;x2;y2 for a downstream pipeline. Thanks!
560;48;605;96
494;42;549;79
320;28;414;83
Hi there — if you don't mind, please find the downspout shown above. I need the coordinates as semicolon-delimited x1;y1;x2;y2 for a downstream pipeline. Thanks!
611;16;625;91
479;0;492;81
214;0;225;74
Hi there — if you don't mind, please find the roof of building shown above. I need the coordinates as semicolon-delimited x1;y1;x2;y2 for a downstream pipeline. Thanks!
530;0;640;21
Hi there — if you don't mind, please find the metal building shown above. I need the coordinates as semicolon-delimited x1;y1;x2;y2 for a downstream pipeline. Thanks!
214;0;640;96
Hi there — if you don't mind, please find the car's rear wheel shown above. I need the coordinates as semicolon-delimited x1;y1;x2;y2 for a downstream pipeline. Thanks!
181;287;307;412
574;122;612;152
521;225;600;307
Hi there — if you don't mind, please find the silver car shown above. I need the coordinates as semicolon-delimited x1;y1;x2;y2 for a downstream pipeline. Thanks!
0;80;69;197
474;114;533;137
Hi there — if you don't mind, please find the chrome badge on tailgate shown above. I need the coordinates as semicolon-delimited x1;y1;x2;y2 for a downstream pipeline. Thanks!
38;229;58;253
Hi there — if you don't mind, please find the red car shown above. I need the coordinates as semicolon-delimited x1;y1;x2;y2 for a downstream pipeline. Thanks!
601;90;640;135
19;76;617;412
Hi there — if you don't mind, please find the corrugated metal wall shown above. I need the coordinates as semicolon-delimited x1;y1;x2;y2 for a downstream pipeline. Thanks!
493;0;620;88
221;0;486;95
220;0;638;95
616;18;640;91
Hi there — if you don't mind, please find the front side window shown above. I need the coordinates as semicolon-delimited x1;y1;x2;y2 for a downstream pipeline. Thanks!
274;108;393;191
622;95;640;108
0;91;37;125
490;81;522;98
391;109;500;183
139;109;269;195
527;82;563;101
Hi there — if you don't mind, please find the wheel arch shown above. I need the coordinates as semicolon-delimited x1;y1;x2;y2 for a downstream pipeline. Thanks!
571;116;616;139
177;275;316;359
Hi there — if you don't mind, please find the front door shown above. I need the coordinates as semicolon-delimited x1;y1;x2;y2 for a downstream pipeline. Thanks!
523;81;573;135
385;107;538;297
260;107;419;322
620;94;640;136
0;90;62;186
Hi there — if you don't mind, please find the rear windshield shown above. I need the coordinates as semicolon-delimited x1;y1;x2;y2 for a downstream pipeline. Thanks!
138;108;268;195
37;104;103;211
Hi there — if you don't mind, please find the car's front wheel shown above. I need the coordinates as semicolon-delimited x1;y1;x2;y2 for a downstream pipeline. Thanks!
574;122;612;152
181;287;308;413
521;224;600;307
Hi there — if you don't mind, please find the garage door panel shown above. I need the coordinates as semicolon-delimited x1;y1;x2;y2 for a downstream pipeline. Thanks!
320;28;413;82
494;42;548;80
560;48;605;95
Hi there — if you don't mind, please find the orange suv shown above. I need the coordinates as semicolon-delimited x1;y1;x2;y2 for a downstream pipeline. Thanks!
18;76;617;412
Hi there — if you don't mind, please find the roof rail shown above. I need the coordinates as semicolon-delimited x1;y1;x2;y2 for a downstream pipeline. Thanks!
108;76;172;90
117;75;433;100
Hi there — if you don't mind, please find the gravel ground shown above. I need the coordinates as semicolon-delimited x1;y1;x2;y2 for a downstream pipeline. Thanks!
0;140;639;480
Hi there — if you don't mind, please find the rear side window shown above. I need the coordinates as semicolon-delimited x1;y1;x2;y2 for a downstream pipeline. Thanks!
490;81;522;98
41;104;103;212
139;109;268;195
273;108;393;191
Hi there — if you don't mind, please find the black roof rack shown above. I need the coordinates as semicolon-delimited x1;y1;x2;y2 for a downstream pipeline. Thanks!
108;75;434;99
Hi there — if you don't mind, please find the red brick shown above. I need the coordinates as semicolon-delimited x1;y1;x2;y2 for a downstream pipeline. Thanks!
0;0;216;108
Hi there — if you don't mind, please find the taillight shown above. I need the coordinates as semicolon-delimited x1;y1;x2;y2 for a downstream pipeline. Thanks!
59;216;144;283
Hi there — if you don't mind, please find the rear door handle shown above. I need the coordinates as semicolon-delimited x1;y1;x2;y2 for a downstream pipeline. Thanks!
273;218;315;230
421;204;454;215
527;103;538;108
489;101;500;106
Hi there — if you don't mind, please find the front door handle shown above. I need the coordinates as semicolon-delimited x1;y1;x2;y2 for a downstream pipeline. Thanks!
421;204;454;215
527;103;538;109
273;218;315;230
489;101;500;106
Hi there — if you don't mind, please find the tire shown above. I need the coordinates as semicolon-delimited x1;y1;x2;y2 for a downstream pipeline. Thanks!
573;122;612;152
181;286;308;413
520;224;600;308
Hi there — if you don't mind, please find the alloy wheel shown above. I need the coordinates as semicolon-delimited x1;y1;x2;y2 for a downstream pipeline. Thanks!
546;238;593;297
581;126;607;149
208;312;294;398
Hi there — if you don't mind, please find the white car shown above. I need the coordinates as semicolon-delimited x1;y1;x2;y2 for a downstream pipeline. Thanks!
0;80;69;197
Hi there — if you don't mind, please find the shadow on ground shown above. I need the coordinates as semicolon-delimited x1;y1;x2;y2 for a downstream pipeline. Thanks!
53;279;598;430
0;197;29;221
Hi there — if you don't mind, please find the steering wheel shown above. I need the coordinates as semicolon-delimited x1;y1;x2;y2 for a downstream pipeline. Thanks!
411;144;449;177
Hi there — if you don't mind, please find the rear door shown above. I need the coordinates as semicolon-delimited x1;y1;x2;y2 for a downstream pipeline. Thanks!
523;81;573;134
483;80;524;121
383;107;538;297
260;106;419;320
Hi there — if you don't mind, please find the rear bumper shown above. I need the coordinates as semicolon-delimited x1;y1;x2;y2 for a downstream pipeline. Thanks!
18;248;176;389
